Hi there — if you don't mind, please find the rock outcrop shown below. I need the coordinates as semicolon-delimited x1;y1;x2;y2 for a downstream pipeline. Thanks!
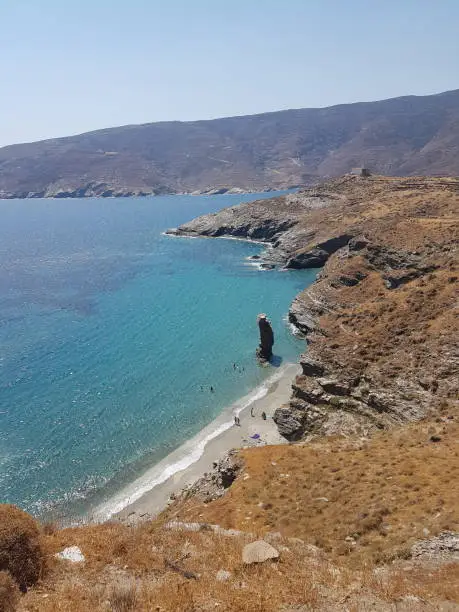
256;314;274;363
170;175;459;441
172;451;243;504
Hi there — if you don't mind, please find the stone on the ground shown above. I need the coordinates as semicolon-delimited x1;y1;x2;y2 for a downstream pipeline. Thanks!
55;546;85;563
242;540;279;564
216;569;232;581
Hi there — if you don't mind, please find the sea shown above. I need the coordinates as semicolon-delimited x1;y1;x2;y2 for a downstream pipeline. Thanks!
0;192;317;522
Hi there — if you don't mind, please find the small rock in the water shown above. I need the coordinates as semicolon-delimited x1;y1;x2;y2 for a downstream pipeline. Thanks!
216;569;232;582
242;540;279;564
55;546;85;563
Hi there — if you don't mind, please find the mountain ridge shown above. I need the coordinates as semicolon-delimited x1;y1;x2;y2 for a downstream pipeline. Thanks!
1;88;458;199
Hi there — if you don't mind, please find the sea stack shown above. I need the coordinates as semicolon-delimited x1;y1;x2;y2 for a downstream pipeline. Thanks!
256;313;274;363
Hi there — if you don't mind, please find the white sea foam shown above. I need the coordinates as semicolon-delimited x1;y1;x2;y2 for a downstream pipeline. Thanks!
161;231;198;239
243;260;266;271
283;313;304;337
93;365;291;522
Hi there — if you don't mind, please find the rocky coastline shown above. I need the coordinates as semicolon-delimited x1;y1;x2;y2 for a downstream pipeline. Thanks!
168;174;458;441
2;174;458;611
0;183;280;200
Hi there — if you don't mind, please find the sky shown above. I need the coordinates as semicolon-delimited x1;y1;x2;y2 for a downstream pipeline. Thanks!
0;0;458;147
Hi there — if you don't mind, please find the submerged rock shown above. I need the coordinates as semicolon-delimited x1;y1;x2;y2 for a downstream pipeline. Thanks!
256;314;274;363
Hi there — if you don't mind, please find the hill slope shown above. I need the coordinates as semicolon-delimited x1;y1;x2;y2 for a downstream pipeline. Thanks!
1;89;459;198
171;174;458;441
1;175;458;611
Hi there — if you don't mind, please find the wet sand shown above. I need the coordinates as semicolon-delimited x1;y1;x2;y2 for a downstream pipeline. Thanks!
94;363;299;524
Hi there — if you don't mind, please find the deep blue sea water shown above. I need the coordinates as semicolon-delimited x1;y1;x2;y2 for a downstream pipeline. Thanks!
0;193;316;521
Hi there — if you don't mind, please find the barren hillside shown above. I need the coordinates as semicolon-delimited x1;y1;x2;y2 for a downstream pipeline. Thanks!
1;89;459;198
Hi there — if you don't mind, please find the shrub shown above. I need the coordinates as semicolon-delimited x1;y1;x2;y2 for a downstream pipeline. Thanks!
108;580;138;612
0;505;43;591
0;571;20;612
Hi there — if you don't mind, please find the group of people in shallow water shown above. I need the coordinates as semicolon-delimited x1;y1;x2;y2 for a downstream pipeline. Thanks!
199;363;245;394
200;361;267;427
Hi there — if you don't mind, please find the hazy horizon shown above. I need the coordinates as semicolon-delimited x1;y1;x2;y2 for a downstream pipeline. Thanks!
1;86;458;149
1;0;458;147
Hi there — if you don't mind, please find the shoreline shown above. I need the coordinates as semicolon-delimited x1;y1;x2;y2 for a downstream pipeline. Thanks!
91;362;299;524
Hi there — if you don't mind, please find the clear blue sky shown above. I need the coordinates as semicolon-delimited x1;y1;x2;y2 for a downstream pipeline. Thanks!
1;0;458;147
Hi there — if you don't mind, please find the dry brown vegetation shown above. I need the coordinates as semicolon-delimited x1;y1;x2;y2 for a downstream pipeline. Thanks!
0;571;20;612
171;408;459;568
3;175;458;610
10;404;458;611
0;505;43;592
280;175;459;441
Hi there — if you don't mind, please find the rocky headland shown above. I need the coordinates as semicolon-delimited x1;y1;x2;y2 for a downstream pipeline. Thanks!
1;174;458;611
169;174;458;441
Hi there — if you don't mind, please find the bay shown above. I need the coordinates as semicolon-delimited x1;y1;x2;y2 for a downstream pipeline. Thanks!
0;192;316;520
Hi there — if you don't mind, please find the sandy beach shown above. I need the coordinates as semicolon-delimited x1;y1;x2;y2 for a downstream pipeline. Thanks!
92;362;299;524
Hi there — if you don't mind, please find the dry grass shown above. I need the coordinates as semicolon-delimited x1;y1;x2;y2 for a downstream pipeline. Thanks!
15;405;458;611
19;522;459;610
21;526;336;611
0;571;20;612
170;410;459;569
0;505;44;592
8;175;459;610
107;579;138;611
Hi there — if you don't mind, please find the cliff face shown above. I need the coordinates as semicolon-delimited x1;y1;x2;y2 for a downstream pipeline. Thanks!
2;179;458;612
1;89;459;198
171;175;459;440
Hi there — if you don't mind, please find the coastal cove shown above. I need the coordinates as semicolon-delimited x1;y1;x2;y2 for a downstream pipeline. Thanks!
0;191;317;523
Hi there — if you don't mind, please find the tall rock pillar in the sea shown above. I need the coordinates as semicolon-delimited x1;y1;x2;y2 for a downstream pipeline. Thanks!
256;313;274;363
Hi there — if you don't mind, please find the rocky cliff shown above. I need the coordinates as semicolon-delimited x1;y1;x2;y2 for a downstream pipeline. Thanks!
1;89;459;198
170;174;459;440
1;176;458;611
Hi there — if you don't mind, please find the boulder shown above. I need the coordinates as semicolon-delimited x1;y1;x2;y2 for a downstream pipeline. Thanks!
242;540;279;564
55;546;85;563
273;405;310;440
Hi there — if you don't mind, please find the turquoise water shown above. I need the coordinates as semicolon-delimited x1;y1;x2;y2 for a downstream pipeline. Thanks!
0;193;316;521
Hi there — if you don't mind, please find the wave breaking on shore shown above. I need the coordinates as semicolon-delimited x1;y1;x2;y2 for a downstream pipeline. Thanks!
92;364;293;522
